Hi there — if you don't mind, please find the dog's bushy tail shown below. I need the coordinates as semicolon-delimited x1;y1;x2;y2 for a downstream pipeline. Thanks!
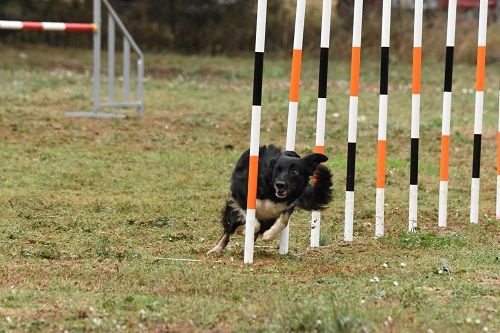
297;165;333;211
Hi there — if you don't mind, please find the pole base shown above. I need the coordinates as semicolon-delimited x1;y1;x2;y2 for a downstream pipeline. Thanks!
65;111;127;119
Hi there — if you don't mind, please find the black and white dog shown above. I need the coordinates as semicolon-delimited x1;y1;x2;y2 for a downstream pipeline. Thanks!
208;145;333;255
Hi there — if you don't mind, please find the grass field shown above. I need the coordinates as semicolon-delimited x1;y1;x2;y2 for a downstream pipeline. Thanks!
0;44;499;332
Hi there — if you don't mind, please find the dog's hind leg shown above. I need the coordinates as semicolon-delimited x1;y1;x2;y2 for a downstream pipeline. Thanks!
207;198;245;256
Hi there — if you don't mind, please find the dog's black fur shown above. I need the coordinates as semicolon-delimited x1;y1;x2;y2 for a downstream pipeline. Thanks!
208;145;333;255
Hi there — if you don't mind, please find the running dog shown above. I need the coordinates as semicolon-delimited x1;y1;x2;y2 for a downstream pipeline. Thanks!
208;145;333;255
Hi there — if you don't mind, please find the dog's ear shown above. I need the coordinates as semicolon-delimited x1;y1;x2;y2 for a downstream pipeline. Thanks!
283;150;301;158
268;157;277;169
302;153;328;173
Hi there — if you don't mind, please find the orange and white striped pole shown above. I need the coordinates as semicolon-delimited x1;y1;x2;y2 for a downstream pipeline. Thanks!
311;0;332;248
470;0;488;224
408;0;423;231
438;0;457;229
244;0;267;264
496;88;500;219
279;0;307;255
344;0;363;242
374;0;391;237
0;20;96;32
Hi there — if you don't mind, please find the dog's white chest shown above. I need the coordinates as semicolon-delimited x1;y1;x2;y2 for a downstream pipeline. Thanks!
255;199;287;220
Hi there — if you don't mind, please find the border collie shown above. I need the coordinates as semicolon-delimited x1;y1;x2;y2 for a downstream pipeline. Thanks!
208;145;333;255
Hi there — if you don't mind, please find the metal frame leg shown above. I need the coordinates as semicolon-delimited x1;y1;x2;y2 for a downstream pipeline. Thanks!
92;0;101;113
108;13;115;103
66;0;144;119
137;58;144;117
123;37;130;102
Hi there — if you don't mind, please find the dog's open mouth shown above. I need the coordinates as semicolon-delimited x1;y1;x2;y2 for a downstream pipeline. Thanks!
275;190;287;199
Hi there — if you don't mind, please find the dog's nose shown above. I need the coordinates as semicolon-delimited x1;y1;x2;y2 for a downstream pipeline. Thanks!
275;181;285;190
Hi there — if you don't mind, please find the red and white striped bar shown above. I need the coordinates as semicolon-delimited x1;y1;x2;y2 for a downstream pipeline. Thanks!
311;0;332;248
408;0;423;231
497;89;500;219
244;0;267;264
438;0;457;229
375;0;391;237
279;0;307;255
344;0;363;242
470;0;488;224
0;20;96;32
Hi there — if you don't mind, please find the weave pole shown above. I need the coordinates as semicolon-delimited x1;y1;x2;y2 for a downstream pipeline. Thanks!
279;0;307;255
243;0;267;264
0;20;96;32
344;0;363;242
374;0;391;237
408;0;423;231
437;0;457;229
497;88;500;219
470;0;489;224
311;0;332;248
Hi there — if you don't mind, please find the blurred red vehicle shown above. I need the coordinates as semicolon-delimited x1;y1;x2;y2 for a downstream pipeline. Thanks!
439;0;497;8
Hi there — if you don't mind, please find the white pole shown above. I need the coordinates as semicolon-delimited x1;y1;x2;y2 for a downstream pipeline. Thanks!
311;0;332;248
438;0;457;229
280;0;307;255
244;0;267;264
408;0;423;231
470;0;488;224
344;0;363;242
497;89;500;219
374;0;391;238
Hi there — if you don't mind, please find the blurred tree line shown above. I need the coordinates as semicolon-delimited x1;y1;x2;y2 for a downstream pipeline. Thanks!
0;0;349;54
0;0;496;62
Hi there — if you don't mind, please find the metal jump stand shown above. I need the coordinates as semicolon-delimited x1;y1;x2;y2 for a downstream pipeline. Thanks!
65;0;144;119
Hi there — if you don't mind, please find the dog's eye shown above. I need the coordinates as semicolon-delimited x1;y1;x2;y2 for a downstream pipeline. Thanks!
290;170;299;176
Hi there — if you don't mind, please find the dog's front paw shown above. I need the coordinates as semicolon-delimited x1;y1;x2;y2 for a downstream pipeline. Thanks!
206;246;224;257
261;229;279;241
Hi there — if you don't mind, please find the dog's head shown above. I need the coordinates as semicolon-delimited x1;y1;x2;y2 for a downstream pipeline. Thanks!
271;151;328;199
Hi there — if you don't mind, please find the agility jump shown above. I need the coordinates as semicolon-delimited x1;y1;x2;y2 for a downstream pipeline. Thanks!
0;0;144;119
0;21;96;32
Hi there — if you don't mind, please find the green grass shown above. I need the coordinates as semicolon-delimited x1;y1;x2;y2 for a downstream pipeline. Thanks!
0;45;499;332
